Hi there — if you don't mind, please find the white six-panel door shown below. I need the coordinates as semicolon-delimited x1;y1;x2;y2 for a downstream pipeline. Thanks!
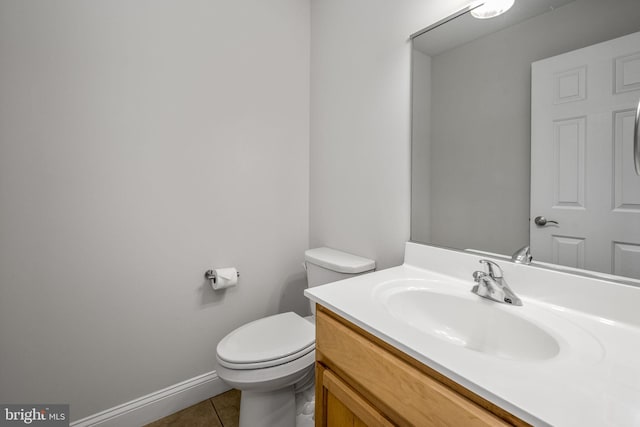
531;31;640;279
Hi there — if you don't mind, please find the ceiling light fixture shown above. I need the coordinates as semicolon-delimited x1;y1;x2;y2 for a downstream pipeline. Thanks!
470;0;515;19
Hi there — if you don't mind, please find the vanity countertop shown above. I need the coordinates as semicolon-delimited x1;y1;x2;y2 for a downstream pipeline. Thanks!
304;243;640;427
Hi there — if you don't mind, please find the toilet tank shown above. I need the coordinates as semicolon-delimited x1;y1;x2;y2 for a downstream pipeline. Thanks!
304;247;376;314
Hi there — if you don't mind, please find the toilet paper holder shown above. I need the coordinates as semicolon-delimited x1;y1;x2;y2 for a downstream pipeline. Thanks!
205;269;240;284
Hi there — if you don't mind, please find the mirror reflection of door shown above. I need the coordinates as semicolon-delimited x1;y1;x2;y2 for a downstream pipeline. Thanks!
530;31;640;278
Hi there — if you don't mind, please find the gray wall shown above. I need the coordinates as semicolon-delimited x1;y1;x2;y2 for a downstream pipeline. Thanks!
0;0;309;420
310;0;468;269
421;0;640;256
411;51;432;243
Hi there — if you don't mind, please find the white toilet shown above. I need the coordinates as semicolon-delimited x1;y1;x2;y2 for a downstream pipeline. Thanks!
215;247;376;427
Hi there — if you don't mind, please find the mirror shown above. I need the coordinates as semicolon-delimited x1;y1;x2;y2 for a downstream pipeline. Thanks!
411;0;640;281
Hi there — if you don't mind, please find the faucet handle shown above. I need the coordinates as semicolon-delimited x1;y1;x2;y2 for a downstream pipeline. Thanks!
472;270;486;282
479;259;503;278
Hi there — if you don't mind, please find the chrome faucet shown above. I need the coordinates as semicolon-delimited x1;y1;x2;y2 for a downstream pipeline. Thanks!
471;259;522;306
511;245;532;264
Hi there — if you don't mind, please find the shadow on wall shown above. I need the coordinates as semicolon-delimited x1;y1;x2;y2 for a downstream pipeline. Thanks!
200;278;236;306
279;272;309;317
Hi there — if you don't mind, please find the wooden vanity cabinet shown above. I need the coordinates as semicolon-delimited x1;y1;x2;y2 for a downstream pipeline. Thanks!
314;306;529;427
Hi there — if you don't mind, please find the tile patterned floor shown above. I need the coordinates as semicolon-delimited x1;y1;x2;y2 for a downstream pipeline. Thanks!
144;389;240;427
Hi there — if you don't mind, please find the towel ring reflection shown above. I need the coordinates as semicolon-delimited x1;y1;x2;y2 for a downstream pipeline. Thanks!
634;97;640;175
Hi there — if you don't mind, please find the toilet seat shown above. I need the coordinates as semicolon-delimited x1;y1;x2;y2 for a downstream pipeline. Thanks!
215;349;315;392
217;312;315;370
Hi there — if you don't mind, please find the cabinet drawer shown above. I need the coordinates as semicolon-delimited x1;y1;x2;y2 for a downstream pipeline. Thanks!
316;308;512;427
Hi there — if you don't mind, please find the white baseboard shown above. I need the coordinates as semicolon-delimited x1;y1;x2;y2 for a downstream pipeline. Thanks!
70;371;231;427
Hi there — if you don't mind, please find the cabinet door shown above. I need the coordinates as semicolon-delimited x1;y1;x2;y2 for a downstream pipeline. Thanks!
317;363;394;427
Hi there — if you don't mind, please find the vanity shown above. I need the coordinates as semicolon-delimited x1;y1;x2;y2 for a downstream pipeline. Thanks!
305;243;640;426
314;306;521;426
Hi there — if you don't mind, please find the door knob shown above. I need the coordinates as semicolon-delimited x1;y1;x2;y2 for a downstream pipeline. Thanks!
534;216;558;226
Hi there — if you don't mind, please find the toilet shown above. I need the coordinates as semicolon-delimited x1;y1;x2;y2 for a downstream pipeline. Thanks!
215;247;376;427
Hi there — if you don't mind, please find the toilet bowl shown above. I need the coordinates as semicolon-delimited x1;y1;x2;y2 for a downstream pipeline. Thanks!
215;247;375;427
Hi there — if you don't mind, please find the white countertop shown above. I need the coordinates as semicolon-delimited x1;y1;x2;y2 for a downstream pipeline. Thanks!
304;243;640;427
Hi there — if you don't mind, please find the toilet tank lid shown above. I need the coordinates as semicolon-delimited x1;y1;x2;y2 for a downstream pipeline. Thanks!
305;247;376;274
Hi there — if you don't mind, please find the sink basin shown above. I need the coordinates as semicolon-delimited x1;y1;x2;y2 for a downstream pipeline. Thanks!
376;282;560;361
